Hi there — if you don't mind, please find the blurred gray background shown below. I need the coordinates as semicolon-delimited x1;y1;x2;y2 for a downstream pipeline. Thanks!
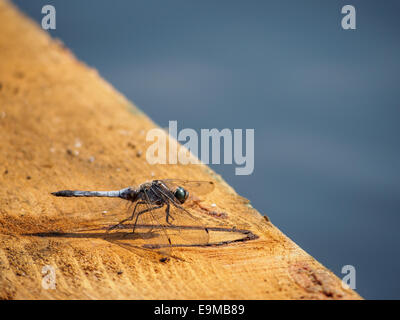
13;0;400;299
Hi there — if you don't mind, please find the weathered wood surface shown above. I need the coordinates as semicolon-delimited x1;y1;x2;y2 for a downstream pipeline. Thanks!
0;0;361;299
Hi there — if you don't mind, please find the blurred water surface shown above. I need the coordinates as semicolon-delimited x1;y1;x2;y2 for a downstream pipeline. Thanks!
14;0;400;299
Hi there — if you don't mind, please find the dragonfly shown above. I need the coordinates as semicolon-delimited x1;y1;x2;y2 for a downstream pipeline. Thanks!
51;179;215;258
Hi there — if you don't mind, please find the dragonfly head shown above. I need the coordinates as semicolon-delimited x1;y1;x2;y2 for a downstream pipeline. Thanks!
174;186;189;204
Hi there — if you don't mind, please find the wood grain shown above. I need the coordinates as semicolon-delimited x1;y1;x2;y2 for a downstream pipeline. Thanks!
0;0;361;300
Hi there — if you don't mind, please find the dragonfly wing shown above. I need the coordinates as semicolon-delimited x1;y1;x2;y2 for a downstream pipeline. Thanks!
131;190;173;257
167;204;210;246
151;184;210;246
161;179;215;196
52;193;133;230
49;167;136;231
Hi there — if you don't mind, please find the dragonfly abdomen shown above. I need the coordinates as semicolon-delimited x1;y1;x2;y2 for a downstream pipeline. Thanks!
52;187;133;199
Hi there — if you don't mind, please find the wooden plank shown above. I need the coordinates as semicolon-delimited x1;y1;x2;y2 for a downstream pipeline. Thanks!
0;0;361;299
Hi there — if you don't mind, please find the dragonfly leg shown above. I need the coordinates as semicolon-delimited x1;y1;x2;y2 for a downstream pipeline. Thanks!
132;204;164;233
107;201;146;232
165;202;173;225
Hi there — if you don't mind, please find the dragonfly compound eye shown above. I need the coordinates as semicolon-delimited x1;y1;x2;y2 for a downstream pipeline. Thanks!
174;186;189;204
